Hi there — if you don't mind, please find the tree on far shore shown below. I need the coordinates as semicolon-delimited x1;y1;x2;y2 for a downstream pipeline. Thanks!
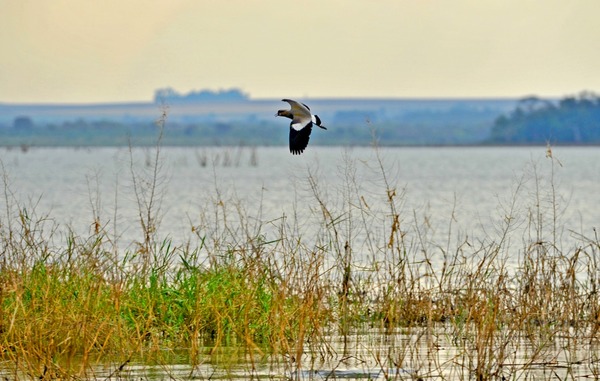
489;91;600;144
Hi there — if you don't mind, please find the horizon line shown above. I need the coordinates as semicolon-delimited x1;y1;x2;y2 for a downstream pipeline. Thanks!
0;94;555;108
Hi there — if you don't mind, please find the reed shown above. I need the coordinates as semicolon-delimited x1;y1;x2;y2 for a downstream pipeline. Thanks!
0;143;599;380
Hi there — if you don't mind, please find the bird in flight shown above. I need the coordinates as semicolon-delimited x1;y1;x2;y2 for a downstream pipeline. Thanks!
276;99;327;155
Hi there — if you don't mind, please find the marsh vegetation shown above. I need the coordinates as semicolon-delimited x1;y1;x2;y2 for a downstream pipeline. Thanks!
0;126;599;380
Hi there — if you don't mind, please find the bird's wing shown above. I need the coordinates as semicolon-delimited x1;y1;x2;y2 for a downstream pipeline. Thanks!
289;124;313;155
282;99;312;130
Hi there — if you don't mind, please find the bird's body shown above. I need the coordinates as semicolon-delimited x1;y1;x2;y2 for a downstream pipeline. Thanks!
276;99;327;155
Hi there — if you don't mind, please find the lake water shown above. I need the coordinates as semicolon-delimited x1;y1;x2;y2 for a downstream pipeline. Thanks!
4;329;597;380
0;145;598;257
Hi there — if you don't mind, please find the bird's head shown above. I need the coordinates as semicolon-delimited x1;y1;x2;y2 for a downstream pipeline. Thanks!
276;109;293;119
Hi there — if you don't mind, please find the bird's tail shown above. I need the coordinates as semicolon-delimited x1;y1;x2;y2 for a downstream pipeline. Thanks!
313;115;327;129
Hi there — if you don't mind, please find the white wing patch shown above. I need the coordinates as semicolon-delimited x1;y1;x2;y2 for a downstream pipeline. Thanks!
291;122;305;131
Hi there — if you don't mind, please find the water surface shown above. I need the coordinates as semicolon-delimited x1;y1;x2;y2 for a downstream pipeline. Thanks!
1;146;598;255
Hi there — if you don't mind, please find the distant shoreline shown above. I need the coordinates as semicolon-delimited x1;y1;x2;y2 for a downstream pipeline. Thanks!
0;96;524;107
4;96;595;146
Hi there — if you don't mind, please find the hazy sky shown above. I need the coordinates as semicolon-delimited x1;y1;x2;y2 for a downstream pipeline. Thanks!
1;0;599;103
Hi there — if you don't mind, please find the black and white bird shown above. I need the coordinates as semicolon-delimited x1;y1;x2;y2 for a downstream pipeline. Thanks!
276;99;327;155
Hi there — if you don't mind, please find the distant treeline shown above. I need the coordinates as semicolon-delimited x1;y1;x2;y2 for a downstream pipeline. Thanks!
489;92;600;144
3;92;600;147
0;119;485;147
3;118;283;147
153;87;249;103
1;109;498;147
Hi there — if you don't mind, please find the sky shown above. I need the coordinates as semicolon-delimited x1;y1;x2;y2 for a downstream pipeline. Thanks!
1;0;600;104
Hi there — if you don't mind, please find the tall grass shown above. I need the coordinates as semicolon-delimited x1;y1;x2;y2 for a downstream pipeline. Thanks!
0;141;599;380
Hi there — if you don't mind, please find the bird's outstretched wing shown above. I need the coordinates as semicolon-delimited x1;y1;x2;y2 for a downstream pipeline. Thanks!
282;99;312;130
289;124;312;155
